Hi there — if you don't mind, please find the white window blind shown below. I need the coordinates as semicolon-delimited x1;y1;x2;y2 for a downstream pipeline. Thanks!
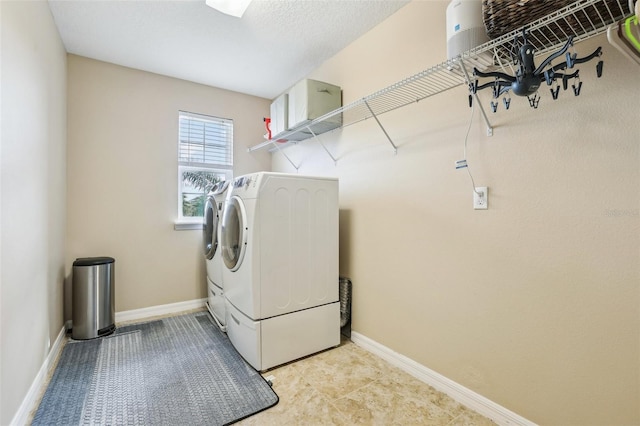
178;111;233;169
176;111;233;224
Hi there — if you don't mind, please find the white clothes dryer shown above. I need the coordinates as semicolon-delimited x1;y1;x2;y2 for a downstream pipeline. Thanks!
221;172;340;371
203;180;230;331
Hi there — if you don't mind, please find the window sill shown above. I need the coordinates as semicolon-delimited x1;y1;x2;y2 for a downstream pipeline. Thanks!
174;221;203;231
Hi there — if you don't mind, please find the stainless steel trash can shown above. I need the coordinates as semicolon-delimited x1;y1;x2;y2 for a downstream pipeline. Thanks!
72;257;115;340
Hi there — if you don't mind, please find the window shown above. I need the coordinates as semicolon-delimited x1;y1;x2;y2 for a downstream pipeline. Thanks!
178;111;233;222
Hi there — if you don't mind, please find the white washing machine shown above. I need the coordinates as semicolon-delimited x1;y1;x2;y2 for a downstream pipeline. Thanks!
221;172;340;371
203;180;230;331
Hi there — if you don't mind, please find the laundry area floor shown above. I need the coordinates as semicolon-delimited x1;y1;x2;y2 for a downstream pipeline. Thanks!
31;309;494;425
244;338;495;425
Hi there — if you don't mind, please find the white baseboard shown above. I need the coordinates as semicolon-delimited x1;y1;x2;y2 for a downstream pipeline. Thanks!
115;298;207;323
350;332;537;426
10;324;67;426
13;298;207;425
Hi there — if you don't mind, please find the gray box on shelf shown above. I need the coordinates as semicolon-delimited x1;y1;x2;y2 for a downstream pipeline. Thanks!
287;79;342;132
269;93;288;137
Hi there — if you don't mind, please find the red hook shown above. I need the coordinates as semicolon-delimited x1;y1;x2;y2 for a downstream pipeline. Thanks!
263;117;272;140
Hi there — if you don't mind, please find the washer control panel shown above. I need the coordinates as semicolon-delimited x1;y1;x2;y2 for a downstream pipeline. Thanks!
231;173;261;198
233;175;252;189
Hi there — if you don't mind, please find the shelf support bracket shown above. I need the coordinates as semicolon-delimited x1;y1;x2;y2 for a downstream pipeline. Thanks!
459;59;494;137
306;125;338;165
364;99;398;154
270;140;299;171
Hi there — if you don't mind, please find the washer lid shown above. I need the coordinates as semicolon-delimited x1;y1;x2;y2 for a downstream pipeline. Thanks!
203;195;218;260
221;195;248;272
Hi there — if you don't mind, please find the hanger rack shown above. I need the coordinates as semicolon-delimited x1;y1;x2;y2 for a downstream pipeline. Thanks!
248;0;634;168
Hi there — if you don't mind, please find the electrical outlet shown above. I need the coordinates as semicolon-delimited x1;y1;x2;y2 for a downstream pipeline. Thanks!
473;187;488;210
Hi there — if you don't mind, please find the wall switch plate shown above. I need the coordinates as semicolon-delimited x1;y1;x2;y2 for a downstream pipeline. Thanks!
474;187;488;210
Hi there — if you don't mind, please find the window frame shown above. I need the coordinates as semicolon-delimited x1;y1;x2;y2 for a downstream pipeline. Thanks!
176;111;233;226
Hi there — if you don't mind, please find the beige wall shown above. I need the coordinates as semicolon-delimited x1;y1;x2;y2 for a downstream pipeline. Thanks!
0;1;67;423
66;55;270;315
272;2;640;425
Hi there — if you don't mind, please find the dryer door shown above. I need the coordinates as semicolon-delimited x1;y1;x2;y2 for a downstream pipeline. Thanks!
221;195;248;272
203;195;218;260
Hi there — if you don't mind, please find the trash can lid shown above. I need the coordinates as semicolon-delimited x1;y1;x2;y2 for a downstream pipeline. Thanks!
73;257;115;266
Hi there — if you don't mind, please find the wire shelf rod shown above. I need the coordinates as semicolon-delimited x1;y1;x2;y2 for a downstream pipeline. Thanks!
248;0;633;154
364;100;397;153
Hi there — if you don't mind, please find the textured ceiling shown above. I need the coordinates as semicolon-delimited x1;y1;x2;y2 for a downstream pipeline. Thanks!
48;0;410;99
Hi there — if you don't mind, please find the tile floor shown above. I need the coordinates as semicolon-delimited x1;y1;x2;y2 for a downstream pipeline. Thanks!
31;310;495;425
239;338;496;425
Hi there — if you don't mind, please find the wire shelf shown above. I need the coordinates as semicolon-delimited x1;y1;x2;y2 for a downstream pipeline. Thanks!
249;0;634;155
466;0;632;62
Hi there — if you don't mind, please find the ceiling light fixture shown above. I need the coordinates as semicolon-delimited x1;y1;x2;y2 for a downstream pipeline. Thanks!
205;0;252;18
